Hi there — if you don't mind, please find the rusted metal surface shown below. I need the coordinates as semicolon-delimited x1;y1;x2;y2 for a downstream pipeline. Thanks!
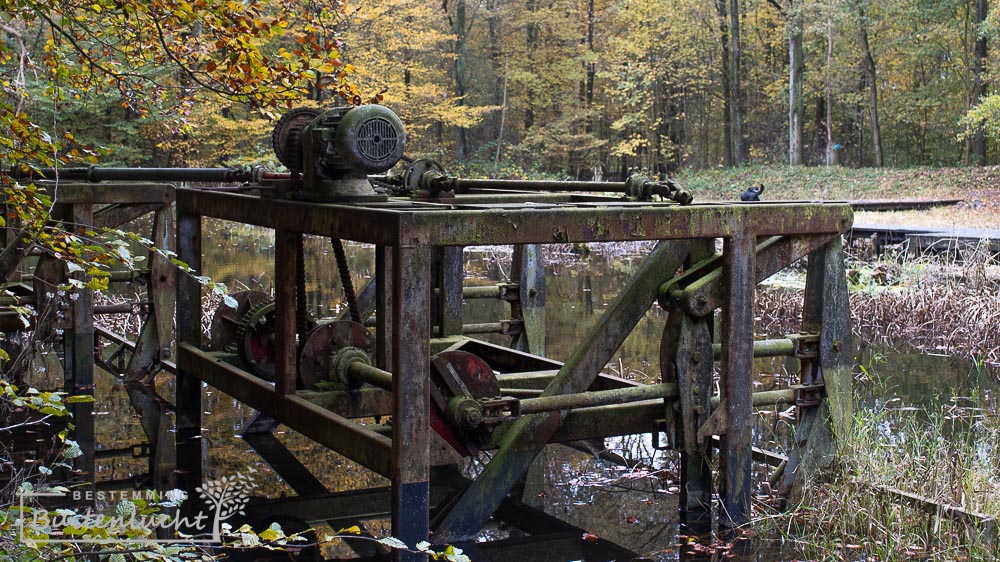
274;229;299;395
5;163;856;555
782;237;854;500
433;239;690;542
123;205;175;381
390;245;431;560
435;247;464;337
41;182;176;204
518;382;678;414
510;244;545;355
718;235;756;528
663;234;838;317
175;208;204;493
298;320;375;388
176;188;852;246
711;337;797;359
67;203;95;484
178;342;394;476
94;202;164;229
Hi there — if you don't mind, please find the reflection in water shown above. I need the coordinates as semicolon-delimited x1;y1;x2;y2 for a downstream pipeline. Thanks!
88;227;1000;561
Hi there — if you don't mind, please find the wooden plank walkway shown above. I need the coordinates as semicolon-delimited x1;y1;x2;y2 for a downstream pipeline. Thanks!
850;198;964;212
849;222;1000;255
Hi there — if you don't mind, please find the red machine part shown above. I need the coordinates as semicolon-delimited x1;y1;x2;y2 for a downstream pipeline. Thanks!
429;350;502;456
298;320;374;389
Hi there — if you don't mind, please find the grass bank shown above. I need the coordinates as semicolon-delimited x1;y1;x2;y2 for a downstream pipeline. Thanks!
679;164;1000;202
771;363;1000;562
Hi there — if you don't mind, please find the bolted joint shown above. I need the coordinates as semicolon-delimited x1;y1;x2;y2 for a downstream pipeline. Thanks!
329;346;372;387
624;173;651;200
624;173;694;205
446;396;483;429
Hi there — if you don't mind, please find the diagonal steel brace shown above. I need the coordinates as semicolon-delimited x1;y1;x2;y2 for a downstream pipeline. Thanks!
432;240;690;542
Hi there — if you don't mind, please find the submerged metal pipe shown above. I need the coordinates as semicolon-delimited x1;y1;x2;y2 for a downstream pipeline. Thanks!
710;388;797;409
712;338;796;360
345;361;394;391
518;383;679;414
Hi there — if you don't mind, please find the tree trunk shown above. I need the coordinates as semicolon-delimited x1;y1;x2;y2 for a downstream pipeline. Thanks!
788;2;804;166
729;0;746;164
524;0;538;132
716;0;734;166
452;0;468;160
586;0;596;109
973;0;988;165
826;10;835;165
856;0;884;167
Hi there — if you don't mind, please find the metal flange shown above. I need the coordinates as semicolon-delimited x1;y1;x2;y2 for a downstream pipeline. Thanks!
297;320;374;389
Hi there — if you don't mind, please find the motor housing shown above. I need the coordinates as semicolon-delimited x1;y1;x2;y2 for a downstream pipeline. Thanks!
272;104;406;200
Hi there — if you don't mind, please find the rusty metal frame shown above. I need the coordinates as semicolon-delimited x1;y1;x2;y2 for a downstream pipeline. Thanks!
170;188;852;556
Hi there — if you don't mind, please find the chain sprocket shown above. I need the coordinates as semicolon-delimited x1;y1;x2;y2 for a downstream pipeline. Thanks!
234;301;278;380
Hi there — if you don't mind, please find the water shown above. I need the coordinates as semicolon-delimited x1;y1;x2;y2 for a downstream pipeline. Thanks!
89;221;999;560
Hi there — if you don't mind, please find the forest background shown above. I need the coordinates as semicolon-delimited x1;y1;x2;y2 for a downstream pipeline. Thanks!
4;0;1000;182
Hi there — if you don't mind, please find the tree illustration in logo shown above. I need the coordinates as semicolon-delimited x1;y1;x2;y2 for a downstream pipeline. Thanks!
195;469;258;540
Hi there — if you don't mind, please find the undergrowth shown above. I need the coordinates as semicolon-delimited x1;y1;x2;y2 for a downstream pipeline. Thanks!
774;365;1000;561
679;164;1000;203
757;239;1000;363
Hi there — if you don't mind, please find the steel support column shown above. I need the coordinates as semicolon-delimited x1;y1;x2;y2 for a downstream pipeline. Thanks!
510;244;545;355
719;235;755;528
175;209;204;492
376;246;393;371
782;236;853;498
67;203;95;483
435;247;464;337
391;245;431;560
275;230;299;395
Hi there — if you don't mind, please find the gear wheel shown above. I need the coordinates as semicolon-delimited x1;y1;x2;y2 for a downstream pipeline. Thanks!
272;107;322;173
209;290;270;351
234;301;277;380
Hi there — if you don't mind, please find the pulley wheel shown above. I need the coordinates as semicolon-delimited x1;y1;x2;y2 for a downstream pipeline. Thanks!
272;107;322;173
209;290;271;351
429;350;501;456
298;320;374;389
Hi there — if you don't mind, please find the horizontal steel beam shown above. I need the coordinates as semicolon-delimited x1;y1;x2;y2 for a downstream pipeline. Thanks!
401;202;853;246
177;343;393;477
177;189;852;246
41;183;176;205
242;483;458;527
176;189;403;245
